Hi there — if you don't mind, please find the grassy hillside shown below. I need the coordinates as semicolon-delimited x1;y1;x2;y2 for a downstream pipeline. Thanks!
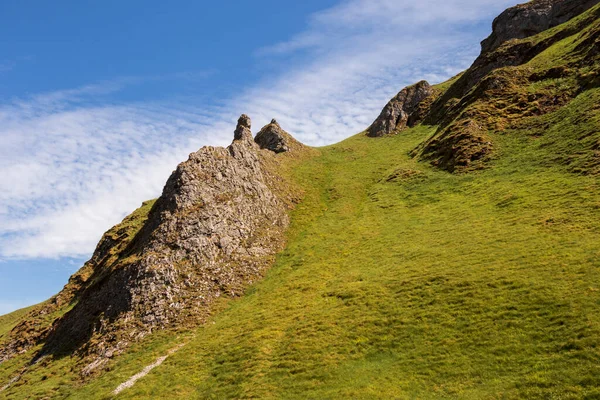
0;306;36;342
32;86;596;398
1;5;599;399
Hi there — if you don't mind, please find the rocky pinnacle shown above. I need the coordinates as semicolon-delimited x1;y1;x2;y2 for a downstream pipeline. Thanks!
233;114;253;141
1;113;299;374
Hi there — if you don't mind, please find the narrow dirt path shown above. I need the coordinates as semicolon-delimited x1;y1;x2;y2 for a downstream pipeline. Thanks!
113;343;185;396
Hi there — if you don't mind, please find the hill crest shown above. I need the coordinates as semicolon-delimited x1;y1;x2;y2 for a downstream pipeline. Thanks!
1;1;600;397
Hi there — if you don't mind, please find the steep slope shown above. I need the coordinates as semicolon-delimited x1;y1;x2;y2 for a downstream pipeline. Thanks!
368;0;600;173
0;307;36;343
80;93;600;398
0;200;156;366
1;1;600;398
38;114;296;374
418;0;600;172
0;115;312;388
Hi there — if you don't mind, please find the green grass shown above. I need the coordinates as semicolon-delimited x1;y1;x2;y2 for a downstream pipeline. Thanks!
2;7;600;399
52;90;598;398
0;306;36;341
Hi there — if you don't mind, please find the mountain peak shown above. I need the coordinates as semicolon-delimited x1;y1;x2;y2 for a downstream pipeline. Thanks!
233;113;253;141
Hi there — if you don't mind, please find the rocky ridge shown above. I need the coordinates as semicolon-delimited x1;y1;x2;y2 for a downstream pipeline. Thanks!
0;115;305;374
481;0;600;53
368;0;600;172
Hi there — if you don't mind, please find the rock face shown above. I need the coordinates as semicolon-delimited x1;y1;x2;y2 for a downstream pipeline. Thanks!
233;114;253;141
368;1;599;141
1;115;301;372
481;0;600;54
426;3;600;129
254;119;299;153
366;80;434;137
0;200;156;365
414;0;600;173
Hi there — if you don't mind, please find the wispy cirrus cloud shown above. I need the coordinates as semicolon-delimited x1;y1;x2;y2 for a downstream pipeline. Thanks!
258;0;512;57
0;0;516;260
244;0;516;144
0;97;231;258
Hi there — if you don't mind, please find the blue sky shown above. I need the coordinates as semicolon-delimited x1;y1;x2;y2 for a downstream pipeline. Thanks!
0;0;517;315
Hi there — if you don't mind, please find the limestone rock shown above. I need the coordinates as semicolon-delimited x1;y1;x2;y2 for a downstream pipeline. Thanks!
233;114;253;142
1;114;297;372
366;81;434;137
424;0;600;127
254;119;299;153
481;0;599;53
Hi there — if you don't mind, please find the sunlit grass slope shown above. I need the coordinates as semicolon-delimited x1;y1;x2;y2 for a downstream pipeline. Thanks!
4;93;600;400
2;6;599;398
0;306;36;342
67;84;600;398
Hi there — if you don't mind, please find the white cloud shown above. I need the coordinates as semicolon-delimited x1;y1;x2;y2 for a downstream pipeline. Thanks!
0;62;15;74
0;0;517;259
259;0;514;56
244;0;516;144
0;99;232;258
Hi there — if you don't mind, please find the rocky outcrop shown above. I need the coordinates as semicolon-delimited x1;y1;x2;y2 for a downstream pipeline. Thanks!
1;115;302;373
414;1;600;173
481;0;600;54
426;0;600;125
366;81;434;137
233;114;253;141
254;119;300;153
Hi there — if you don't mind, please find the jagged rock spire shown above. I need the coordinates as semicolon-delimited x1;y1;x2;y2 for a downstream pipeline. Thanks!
233;114;253;141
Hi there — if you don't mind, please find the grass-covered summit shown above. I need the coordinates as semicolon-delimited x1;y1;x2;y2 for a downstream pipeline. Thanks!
1;1;600;398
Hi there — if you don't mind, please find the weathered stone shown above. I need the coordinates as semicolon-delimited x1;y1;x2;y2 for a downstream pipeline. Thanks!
1;114;303;373
481;0;600;54
425;0;600;127
233;114;253;141
366;80;434;137
254;119;299;153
